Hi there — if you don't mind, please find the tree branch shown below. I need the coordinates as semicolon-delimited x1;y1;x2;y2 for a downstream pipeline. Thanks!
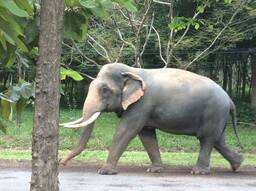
166;1;174;66
153;0;171;5
116;28;136;52
63;41;100;69
87;34;111;62
174;11;201;47
152;25;168;68
135;0;152;39
140;12;154;57
115;43;125;63
184;5;242;69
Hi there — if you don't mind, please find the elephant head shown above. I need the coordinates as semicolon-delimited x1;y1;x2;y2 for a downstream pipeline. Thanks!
59;63;146;165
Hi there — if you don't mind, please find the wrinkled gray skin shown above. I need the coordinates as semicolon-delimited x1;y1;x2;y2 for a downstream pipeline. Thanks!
60;63;243;175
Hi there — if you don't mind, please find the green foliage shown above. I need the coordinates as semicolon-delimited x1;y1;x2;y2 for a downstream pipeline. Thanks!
236;102;256;124
169;0;235;32
0;0;29;17
60;67;84;81
79;0;98;8
63;0;137;41
0;1;37;81
0;117;7;133
113;0;137;12
169;17;204;32
0;81;34;129
0;0;32;55
216;0;233;4
64;11;88;41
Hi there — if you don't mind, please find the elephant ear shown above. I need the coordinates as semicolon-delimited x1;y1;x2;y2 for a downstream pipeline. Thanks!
121;72;146;110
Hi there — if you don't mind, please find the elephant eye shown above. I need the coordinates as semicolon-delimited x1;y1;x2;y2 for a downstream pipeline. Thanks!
101;85;110;97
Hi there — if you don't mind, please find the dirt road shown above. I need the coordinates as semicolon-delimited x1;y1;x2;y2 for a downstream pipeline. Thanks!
0;160;255;191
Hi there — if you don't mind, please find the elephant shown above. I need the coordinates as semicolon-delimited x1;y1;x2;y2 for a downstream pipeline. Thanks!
59;63;243;175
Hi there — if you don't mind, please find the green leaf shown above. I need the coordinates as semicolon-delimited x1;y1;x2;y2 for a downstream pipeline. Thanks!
0;0;29;17
0;99;11;120
9;85;21;102
113;0;137;12
0;17;28;51
224;0;233;4
101;0;113;9
14;0;33;16
196;5;205;13
168;17;188;32
2;32;15;45
0;7;23;35
90;5;109;20
65;0;79;7
28;47;38;59
19;82;32;99
0;33;7;50
15;38;28;52
60;67;84;81
64;11;88;41
194;23;200;30
5;51;16;68
0;117;7;133
15;97;26;127
16;50;29;67
79;0;98;8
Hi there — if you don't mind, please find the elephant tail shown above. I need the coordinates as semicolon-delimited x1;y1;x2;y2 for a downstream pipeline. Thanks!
230;100;243;149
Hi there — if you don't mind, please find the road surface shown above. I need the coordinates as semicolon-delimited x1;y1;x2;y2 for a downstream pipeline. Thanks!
0;161;255;191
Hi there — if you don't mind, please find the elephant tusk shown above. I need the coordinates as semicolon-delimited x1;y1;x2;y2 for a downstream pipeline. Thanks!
59;117;84;126
63;112;101;128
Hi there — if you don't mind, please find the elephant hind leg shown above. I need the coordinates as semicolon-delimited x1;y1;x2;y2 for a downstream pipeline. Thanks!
139;128;163;173
191;138;214;175
214;135;243;171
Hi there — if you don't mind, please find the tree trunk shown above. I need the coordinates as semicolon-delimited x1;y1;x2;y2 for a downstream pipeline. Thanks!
241;60;246;98
222;56;228;91
236;61;241;98
228;61;233;97
251;54;256;109
30;0;64;190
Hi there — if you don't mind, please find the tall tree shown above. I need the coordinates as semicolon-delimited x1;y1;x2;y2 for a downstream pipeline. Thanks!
30;0;64;190
251;53;256;109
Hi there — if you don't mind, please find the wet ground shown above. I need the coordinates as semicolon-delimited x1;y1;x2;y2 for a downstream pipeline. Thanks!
0;160;256;191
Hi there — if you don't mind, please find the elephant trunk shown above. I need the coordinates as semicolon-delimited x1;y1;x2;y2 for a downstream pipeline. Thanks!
59;123;94;166
60;80;102;165
59;110;100;165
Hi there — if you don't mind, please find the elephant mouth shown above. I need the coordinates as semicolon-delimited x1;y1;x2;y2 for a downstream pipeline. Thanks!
60;112;101;128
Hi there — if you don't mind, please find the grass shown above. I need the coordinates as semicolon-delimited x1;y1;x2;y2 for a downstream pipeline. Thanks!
0;109;255;166
0;149;255;168
0;109;256;152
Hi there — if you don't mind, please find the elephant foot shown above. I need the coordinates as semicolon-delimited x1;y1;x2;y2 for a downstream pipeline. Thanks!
98;164;118;175
191;166;210;175
146;164;164;173
231;154;244;172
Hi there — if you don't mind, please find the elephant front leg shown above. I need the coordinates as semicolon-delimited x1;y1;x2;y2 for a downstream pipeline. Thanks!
98;113;146;175
139;128;164;173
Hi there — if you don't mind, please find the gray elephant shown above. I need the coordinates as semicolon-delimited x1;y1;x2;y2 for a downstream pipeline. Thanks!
60;63;243;175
